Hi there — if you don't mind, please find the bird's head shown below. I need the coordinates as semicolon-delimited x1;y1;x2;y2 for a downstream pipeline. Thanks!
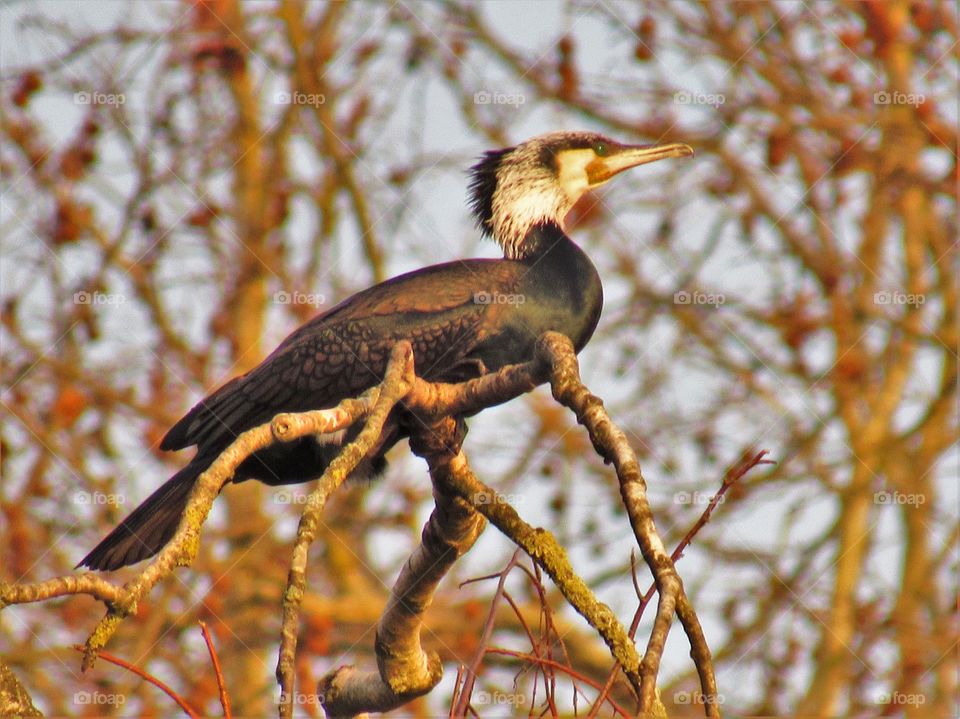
468;131;693;259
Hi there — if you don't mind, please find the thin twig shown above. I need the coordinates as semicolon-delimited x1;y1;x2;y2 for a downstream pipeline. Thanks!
482;649;632;718
452;550;522;717
71;645;199;719
199;621;232;719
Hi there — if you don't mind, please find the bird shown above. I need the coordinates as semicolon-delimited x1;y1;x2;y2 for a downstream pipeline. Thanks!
78;131;693;571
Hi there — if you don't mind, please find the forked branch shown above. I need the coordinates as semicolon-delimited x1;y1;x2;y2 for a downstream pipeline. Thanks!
2;333;720;719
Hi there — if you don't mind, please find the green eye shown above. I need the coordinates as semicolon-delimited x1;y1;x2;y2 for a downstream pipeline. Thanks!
594;142;608;157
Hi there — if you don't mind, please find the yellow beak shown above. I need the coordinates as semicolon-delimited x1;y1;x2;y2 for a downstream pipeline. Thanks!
587;142;694;185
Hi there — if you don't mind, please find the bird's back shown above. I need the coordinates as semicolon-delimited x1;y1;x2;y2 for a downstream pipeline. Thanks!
161;258;527;454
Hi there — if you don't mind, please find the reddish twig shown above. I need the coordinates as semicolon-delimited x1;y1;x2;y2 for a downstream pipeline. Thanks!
518;562;570;713
199;621;232;719
501;590;560;717
671;450;774;564
72;645;199;719
483;648;633;718
451;550;523;718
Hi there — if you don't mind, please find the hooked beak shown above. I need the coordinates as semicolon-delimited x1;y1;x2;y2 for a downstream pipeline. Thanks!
587;142;694;185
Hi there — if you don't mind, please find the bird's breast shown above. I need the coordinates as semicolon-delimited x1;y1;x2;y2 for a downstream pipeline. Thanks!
515;233;603;350
468;230;603;372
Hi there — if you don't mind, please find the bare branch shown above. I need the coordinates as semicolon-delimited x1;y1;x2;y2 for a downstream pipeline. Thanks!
318;411;486;716
5;334;717;716
535;331;719;717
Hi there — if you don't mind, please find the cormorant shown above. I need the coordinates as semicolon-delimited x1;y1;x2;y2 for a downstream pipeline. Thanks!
79;131;692;571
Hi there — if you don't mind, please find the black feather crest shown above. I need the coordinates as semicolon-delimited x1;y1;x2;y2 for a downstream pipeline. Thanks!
467;146;512;238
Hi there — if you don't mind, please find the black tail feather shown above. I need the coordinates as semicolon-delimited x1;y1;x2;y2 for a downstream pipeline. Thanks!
78;421;402;571
77;460;204;571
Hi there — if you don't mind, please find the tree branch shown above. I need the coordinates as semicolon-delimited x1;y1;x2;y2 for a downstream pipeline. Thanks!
2;333;718;717
318;414;486;716
534;331;720;717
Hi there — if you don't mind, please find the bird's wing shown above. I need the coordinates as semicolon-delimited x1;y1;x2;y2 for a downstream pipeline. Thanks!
160;259;522;452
